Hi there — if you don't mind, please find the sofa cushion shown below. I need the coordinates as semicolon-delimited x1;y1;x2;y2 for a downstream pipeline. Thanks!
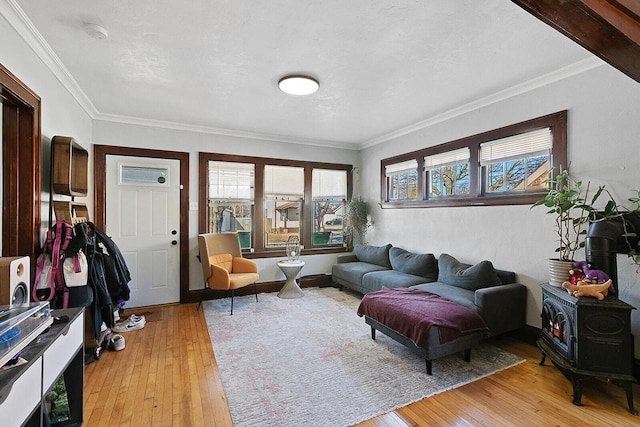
354;244;392;268
410;282;479;313
332;262;389;287
362;270;432;293
437;253;501;291
389;247;437;280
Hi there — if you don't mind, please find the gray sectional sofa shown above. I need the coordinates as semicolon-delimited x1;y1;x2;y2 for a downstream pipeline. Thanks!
332;244;526;337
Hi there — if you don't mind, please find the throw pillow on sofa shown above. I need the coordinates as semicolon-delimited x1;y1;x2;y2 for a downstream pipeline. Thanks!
437;253;502;291
354;244;392;268
389;247;437;280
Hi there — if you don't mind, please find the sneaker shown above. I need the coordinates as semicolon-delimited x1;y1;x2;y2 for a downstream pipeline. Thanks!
112;316;145;333
129;314;146;326
109;334;125;351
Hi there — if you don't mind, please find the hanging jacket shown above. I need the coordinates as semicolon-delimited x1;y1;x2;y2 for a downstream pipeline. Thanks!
91;223;131;301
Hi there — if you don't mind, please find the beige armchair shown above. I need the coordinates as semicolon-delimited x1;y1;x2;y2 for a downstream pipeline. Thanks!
197;232;259;314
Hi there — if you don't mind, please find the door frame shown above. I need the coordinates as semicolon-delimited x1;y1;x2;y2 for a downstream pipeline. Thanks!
1;64;41;261
94;145;190;303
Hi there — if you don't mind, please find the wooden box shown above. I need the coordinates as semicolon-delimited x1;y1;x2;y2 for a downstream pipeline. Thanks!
52;136;88;196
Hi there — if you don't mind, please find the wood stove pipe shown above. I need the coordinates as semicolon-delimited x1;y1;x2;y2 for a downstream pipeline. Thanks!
586;212;640;295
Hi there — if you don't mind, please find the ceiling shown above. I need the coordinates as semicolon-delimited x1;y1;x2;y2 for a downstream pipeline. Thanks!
12;0;595;149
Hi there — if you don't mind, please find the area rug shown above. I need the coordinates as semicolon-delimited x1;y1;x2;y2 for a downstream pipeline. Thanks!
203;287;524;427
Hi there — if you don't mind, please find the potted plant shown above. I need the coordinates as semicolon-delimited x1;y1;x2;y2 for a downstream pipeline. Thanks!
344;197;371;248
532;169;603;286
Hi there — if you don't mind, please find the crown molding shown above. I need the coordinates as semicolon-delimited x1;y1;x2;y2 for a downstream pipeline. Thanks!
359;56;605;149
3;0;605;152
1;0;99;117
94;113;358;150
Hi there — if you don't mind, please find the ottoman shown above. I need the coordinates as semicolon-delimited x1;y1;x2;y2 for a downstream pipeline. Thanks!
357;288;489;375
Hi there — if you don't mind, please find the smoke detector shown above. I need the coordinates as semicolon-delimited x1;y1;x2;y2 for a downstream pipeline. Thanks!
83;23;108;40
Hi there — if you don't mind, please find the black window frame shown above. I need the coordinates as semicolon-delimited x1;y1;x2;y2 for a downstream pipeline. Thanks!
380;111;567;208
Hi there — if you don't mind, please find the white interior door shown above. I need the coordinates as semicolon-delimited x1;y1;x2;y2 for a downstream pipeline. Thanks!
105;155;181;308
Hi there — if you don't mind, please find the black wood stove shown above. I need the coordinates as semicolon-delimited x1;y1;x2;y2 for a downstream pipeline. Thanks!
537;212;640;415
538;283;636;415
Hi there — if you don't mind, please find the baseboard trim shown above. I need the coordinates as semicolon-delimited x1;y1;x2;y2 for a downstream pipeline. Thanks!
186;274;334;304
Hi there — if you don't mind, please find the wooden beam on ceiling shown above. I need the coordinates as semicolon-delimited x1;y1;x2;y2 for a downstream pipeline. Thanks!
511;0;640;84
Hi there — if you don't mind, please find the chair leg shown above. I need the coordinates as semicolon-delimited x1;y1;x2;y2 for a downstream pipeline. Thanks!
196;282;208;311
230;289;235;315
254;282;258;303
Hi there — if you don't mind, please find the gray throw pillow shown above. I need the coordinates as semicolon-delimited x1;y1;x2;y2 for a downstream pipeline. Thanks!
354;244;392;268
437;253;502;291
389;247;437;280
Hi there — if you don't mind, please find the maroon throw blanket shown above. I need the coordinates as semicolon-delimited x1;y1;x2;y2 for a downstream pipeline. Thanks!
357;288;488;346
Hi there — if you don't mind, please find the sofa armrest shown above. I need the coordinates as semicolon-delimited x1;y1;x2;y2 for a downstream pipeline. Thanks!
475;283;527;336
337;254;358;264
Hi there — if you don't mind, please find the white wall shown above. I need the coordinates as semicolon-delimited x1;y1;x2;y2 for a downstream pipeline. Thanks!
91;120;359;291
5;2;640;354
359;64;640;354
0;10;93;241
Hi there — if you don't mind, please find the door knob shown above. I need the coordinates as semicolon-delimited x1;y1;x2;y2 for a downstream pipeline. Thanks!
171;240;178;246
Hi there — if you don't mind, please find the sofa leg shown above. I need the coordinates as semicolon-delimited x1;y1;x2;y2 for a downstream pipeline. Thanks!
464;348;471;363
426;359;432;375
370;326;376;340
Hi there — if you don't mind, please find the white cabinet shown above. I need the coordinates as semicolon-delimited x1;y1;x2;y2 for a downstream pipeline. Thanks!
0;357;42;423
0;308;84;427
43;313;83;393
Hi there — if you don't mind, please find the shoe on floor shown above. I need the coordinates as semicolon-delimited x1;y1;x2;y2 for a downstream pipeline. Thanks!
109;334;125;351
112;315;145;333
128;314;146;326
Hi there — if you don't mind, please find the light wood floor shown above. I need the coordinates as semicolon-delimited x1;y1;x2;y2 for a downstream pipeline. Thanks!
84;301;640;427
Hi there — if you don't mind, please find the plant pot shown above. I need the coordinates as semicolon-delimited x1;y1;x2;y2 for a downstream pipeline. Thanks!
548;259;574;287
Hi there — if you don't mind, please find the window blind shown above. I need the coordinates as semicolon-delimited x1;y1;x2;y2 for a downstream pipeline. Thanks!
385;159;417;176
312;169;347;200
480;127;552;165
423;147;470;169
264;165;304;200
208;161;254;200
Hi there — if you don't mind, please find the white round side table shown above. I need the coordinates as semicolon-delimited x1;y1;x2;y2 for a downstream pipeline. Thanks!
276;260;305;299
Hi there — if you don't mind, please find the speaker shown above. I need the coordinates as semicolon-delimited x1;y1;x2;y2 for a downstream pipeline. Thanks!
0;256;30;307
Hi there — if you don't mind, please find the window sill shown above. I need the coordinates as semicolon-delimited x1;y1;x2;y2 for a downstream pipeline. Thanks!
380;193;544;209
244;246;349;259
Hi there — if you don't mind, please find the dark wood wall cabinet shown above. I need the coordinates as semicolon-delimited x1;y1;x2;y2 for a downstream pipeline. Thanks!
538;283;637;415
51;136;90;225
52;136;89;197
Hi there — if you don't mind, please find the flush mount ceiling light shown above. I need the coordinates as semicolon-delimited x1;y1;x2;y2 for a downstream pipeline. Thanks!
278;75;319;95
83;23;109;40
